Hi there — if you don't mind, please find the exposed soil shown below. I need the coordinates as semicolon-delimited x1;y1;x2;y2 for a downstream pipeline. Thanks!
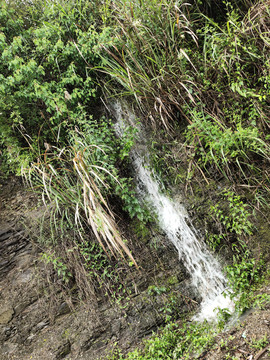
205;303;270;360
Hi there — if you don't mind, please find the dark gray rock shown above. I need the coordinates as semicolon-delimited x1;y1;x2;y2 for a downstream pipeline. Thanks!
57;302;71;317
55;341;71;359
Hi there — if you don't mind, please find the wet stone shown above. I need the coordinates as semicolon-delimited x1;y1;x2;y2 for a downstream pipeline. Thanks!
57;302;70;317
35;320;49;331
0;307;14;325
1;342;18;355
0;233;12;242
0;228;12;237
26;333;36;342
4;326;16;339
0;260;9;268
55;341;71;359
14;298;36;315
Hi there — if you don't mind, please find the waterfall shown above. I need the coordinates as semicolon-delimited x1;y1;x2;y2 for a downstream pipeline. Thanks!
112;101;234;321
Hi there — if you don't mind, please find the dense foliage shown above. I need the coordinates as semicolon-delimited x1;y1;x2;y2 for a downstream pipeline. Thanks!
1;1;270;355
0;0;146;298
0;0;110;172
100;0;270;195
108;321;216;360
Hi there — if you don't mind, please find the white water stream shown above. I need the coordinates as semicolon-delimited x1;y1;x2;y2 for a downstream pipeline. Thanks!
112;101;234;321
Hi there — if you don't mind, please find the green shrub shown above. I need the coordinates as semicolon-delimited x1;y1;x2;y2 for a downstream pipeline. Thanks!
0;0;112;173
186;110;269;178
108;321;215;360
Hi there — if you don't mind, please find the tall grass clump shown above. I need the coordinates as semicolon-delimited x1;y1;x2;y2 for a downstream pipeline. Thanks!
179;1;270;201
98;0;198;131
186;109;270;184
22;126;140;303
31;143;135;263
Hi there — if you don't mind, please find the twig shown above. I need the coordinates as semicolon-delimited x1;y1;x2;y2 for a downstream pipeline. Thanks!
254;345;270;360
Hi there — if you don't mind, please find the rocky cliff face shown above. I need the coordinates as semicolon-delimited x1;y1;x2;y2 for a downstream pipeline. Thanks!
0;176;197;359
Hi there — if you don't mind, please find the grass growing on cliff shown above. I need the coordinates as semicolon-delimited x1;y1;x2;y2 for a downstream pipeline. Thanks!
28;134;136;265
0;0;149;271
99;0;198;131
2;0;270;226
96;0;270;203
183;1;270;201
1;0;270;333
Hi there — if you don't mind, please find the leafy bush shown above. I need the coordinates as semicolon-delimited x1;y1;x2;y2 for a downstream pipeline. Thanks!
186;110;269;179
0;0;112;173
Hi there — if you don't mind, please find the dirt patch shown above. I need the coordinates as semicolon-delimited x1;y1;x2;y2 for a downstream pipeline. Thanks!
205;304;270;360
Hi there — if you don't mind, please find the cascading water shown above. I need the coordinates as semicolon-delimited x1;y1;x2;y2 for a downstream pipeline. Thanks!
112;101;234;321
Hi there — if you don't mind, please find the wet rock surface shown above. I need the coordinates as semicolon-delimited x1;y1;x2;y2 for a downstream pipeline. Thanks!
0;227;31;281
1;176;270;360
0;176;196;359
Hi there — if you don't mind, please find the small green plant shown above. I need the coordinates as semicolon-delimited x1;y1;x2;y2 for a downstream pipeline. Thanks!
249;334;269;350
42;252;72;284
186;110;269;180
147;285;167;296
225;355;238;360
206;189;254;258
216;307;232;330
226;258;264;294
225;257;265;313
160;293;180;322
115;178;151;223
211;190;253;237
252;293;270;309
